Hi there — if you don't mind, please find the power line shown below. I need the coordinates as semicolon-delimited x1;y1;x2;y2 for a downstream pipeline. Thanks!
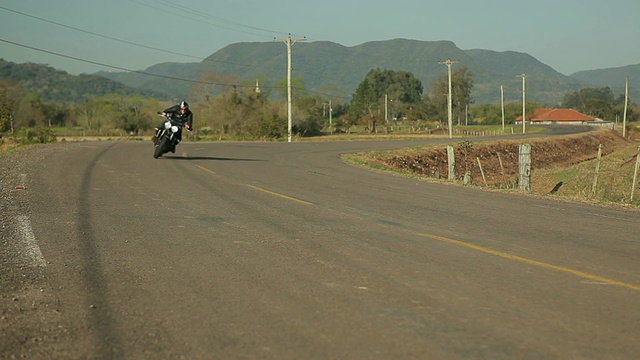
0;4;359;99
1;5;356;94
1;5;432;100
0;4;352;88
0;6;198;61
127;0;277;38
0;5;271;71
124;1;350;85
0;37;350;100
0;38;246;87
135;0;346;58
150;0;284;37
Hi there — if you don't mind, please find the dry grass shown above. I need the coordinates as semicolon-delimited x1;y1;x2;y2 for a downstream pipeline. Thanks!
344;128;640;209
532;144;640;205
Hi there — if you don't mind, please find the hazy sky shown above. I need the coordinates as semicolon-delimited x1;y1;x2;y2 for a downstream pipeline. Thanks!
1;0;639;76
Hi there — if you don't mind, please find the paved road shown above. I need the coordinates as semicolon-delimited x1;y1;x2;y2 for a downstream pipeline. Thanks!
3;134;639;359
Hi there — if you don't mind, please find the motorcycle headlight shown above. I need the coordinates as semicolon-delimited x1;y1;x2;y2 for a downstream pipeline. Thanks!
164;121;172;129
171;126;179;133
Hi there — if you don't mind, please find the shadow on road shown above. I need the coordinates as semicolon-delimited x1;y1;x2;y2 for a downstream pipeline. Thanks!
162;155;266;162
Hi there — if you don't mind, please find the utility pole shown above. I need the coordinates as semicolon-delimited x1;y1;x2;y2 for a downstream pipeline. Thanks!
385;94;388;122
465;104;468;126
623;76;629;138
323;100;333;129
500;85;505;133
274;34;306;142
518;73;527;134
440;59;459;138
329;99;333;131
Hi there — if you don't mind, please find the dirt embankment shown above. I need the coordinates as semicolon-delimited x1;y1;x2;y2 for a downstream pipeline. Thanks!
379;129;633;187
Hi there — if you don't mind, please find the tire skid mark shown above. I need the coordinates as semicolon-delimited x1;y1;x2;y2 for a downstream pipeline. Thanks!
76;143;125;358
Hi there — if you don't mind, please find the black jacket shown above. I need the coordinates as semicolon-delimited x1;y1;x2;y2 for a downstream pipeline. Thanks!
163;105;193;129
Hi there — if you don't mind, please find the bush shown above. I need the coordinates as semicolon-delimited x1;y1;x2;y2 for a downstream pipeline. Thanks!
247;114;285;139
20;127;57;144
293;116;323;137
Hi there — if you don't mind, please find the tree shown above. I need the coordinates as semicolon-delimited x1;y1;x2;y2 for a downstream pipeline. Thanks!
350;69;425;132
429;67;474;126
271;76;325;136
349;78;379;132
273;76;306;101
0;80;25;134
111;96;153;135
562;87;618;120
245;101;285;139
77;100;101;131
469;102;538;125
0;88;10;133
14;94;47;128
370;68;423;103
208;85;286;139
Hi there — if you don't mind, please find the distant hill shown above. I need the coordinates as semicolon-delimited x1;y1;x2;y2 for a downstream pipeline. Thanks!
96;39;574;104
3;39;638;105
569;63;640;100
94;62;198;89
0;58;169;102
97;39;639;105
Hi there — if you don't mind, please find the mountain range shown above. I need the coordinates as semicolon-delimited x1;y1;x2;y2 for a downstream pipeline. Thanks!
0;58;166;102
3;39;639;105
96;39;639;105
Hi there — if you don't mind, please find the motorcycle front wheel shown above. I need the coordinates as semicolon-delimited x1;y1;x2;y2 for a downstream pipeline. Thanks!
153;137;168;159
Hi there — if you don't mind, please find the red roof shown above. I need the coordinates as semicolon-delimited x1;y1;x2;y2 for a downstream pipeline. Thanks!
517;108;596;122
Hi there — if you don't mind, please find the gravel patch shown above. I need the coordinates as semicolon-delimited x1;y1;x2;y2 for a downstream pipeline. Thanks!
0;142;87;359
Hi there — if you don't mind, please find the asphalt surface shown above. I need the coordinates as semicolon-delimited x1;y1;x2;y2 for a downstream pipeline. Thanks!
2;132;639;359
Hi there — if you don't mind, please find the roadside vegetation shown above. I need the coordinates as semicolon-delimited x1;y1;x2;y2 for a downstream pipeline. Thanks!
343;127;640;208
2;65;637;144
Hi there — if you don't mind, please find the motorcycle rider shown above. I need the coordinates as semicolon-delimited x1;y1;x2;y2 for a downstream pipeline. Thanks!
153;100;193;147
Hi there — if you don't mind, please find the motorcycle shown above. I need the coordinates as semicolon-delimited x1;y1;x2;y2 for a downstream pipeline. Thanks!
153;113;186;159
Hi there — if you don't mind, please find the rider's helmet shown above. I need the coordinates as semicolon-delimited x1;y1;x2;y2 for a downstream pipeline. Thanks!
180;101;189;109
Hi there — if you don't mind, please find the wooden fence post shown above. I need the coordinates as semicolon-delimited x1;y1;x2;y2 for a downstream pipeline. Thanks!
477;157;487;186
447;145;456;181
592;144;603;197
631;146;640;202
519;144;531;192
497;153;507;187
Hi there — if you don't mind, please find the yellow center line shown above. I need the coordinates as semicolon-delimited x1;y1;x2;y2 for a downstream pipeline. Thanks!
246;185;313;205
417;232;640;292
195;164;216;174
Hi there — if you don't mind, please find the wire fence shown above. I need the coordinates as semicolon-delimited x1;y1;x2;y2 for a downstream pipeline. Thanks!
381;133;640;205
